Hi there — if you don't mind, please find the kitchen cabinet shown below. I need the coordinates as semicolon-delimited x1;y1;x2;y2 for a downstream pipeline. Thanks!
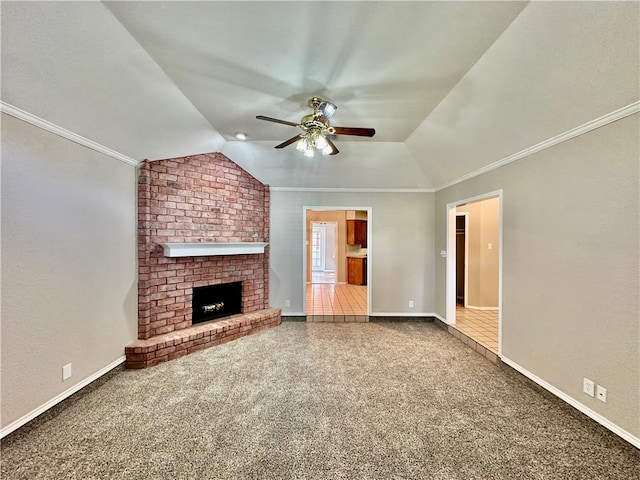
347;220;367;247
347;257;367;285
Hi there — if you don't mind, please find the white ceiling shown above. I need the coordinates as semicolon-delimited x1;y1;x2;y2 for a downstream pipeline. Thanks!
2;1;638;189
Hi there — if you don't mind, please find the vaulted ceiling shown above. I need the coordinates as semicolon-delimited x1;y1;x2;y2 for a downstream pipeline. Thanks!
2;1;638;190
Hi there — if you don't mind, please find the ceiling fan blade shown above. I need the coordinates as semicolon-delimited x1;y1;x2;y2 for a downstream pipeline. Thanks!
325;137;339;155
274;135;303;149
256;115;299;127
332;126;376;137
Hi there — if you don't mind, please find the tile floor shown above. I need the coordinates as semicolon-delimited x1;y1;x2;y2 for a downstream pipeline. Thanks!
304;285;498;348
311;271;336;283
454;306;499;354
306;283;368;316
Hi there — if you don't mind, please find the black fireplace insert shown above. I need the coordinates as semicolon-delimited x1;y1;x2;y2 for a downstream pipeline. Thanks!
192;281;242;324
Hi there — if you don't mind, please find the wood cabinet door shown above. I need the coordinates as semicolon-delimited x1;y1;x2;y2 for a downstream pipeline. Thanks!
358;221;367;248
347;220;367;247
347;220;356;245
347;257;365;285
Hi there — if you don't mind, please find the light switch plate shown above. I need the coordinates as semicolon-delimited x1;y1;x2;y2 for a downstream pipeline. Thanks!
62;363;72;381
583;378;595;397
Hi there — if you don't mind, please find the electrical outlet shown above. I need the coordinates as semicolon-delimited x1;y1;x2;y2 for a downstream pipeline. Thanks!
596;385;607;403
285;299;291;307
583;378;595;397
409;300;414;308
62;363;72;381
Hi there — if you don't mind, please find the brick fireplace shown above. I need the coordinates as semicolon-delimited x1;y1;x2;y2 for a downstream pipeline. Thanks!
125;153;281;368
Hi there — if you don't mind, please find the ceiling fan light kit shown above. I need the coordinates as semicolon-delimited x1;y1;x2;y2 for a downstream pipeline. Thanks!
296;129;332;157
257;96;375;157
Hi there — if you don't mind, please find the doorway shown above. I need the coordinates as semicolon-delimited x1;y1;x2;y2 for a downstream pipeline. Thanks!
311;222;337;284
455;213;469;307
304;208;371;319
446;192;502;356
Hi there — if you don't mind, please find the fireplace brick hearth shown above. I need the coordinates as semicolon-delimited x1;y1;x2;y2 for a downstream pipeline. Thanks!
125;308;281;368
128;153;280;368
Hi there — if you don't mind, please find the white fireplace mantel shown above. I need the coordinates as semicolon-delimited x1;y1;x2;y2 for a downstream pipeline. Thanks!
159;242;269;258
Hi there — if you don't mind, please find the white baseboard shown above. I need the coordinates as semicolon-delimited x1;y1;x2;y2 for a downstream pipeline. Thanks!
289;312;442;318
0;355;126;439
466;305;499;311
501;356;640;449
432;313;449;324
290;312;440;319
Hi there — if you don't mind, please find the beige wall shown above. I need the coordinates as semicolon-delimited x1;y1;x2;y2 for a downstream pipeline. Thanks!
435;114;640;439
306;210;347;283
1;114;138;431
270;191;435;315
457;197;499;307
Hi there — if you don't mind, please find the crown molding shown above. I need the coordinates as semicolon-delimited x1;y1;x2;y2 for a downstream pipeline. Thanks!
1;101;139;167
4;99;636;186
435;101;640;192
270;187;435;193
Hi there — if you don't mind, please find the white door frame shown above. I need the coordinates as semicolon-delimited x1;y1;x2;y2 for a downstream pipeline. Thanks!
311;223;326;271
445;190;503;356
303;206;372;315
323;221;339;274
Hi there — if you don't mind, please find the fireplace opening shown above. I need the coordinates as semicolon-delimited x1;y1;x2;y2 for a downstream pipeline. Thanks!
192;281;242;324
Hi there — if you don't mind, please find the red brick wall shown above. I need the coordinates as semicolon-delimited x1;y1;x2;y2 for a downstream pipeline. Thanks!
137;153;269;340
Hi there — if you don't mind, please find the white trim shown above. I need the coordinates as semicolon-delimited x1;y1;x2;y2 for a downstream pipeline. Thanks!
466;305;499;311
281;311;306;317
0;355;126;439
433;313;447;323
448;190;504;208
369;312;437;317
310;223;327;271
0;101;139;167
436;101;640;191
272;187;434;193
4;101;636;190
445;205;457;325
497;194;504;356
501;356;640;449
159;242;268;257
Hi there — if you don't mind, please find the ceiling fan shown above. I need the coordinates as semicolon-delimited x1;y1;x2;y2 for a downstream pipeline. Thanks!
256;97;376;157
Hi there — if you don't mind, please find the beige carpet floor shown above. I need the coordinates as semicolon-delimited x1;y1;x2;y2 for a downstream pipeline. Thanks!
2;321;639;479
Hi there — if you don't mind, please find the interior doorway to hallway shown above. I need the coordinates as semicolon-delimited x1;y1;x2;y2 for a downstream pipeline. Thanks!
304;207;371;319
446;192;502;356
